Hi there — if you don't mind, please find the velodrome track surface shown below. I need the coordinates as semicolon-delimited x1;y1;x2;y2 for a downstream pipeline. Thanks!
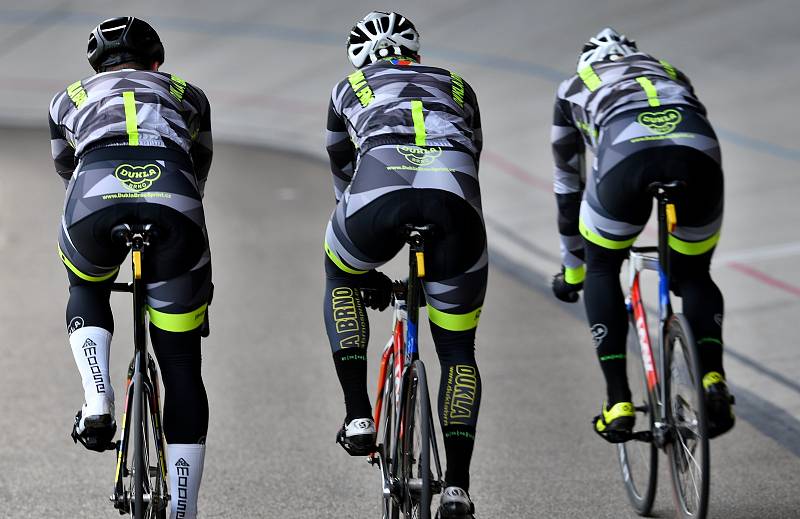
0;1;799;517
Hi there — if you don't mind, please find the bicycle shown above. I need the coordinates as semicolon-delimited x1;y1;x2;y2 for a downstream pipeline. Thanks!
368;224;444;519
614;181;711;518
107;223;170;519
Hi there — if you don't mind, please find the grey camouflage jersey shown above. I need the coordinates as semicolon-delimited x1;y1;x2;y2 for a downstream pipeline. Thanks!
49;69;212;192
551;53;713;275
326;59;482;201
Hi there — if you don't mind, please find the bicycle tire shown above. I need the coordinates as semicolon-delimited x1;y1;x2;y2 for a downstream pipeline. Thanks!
618;316;658;515
380;355;400;519
132;371;145;519
665;314;710;519
401;360;432;519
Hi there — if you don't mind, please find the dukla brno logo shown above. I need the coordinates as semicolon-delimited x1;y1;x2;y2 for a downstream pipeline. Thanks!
637;109;682;134
114;163;162;192
396;145;442;166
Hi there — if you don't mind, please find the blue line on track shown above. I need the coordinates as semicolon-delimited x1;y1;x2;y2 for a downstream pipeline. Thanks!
1;7;799;163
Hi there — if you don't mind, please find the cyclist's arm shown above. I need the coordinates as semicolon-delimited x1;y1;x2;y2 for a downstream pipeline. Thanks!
326;93;356;203
48;95;77;187
187;86;213;197
463;78;483;162
552;95;586;275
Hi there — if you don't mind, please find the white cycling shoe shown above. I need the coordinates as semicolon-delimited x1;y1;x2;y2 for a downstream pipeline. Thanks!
71;398;116;452
336;417;376;456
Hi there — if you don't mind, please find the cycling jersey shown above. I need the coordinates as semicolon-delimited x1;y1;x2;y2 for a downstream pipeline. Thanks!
49;69;212;192
326;59;482;201
551;53;721;275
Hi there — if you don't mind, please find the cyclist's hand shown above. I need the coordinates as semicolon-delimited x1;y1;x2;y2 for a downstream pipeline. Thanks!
552;268;583;303
361;270;393;311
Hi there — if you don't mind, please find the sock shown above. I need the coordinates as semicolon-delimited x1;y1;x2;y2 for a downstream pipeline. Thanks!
332;349;372;422
168;443;206;519
598;357;631;406
442;426;475;491
69;326;114;414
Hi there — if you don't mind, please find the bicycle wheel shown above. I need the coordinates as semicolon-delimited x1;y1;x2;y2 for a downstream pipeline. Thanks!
400;360;432;519
380;355;400;519
131;373;168;519
617;317;658;515
131;371;146;519
665;314;709;519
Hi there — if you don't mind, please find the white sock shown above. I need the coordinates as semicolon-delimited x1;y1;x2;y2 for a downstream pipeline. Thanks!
69;326;114;414
168;443;206;519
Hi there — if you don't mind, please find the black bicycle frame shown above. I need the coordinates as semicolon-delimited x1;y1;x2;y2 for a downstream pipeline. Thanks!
110;228;168;516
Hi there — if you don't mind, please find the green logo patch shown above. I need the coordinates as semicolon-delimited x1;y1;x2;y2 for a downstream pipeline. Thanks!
637;109;682;134
114;164;161;192
396;145;442;167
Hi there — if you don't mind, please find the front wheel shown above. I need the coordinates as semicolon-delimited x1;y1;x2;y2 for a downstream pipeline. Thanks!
618;317;658;515
400;360;432;519
665;314;710;519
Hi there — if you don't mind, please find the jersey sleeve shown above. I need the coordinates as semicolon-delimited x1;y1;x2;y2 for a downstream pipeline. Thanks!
463;80;483;160
48;93;76;187
187;85;213;197
325;83;356;202
551;94;586;277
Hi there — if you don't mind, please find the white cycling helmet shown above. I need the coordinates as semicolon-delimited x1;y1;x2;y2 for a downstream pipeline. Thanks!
346;11;420;68
577;27;637;72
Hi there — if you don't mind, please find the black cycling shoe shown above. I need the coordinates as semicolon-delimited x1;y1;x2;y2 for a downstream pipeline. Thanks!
71;409;117;452
703;372;735;439
436;486;475;518
335;417;377;456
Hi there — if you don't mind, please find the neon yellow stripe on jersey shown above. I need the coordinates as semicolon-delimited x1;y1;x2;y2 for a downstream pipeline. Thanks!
147;304;207;332
325;239;368;275
635;77;661;107
659;60;678;80
66;81;88;108
59;244;119;282
579;219;637;250
450;72;465;107
668;232;720;256
427;304;482;332
578;66;602;92
122;91;139;146
169;74;187;101
348;70;374;107
411;100;426;146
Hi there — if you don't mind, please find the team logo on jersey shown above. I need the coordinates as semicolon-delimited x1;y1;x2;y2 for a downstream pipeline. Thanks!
396;145;442;167
114;164;161;192
637;109;682;134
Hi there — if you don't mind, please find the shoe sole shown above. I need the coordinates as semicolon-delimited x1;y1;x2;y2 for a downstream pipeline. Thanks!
83;414;113;429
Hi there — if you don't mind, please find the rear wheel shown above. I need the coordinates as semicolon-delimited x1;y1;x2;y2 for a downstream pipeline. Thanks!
665;314;709;519
131;372;146;519
380;354;400;519
401;360;432;519
130;372;168;519
618;316;658;515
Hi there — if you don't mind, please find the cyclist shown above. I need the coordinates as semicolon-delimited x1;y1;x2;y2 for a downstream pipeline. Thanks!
50;17;212;518
324;11;486;518
549;27;734;441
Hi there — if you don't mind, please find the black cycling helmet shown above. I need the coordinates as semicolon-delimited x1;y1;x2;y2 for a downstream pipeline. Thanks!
87;17;164;72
